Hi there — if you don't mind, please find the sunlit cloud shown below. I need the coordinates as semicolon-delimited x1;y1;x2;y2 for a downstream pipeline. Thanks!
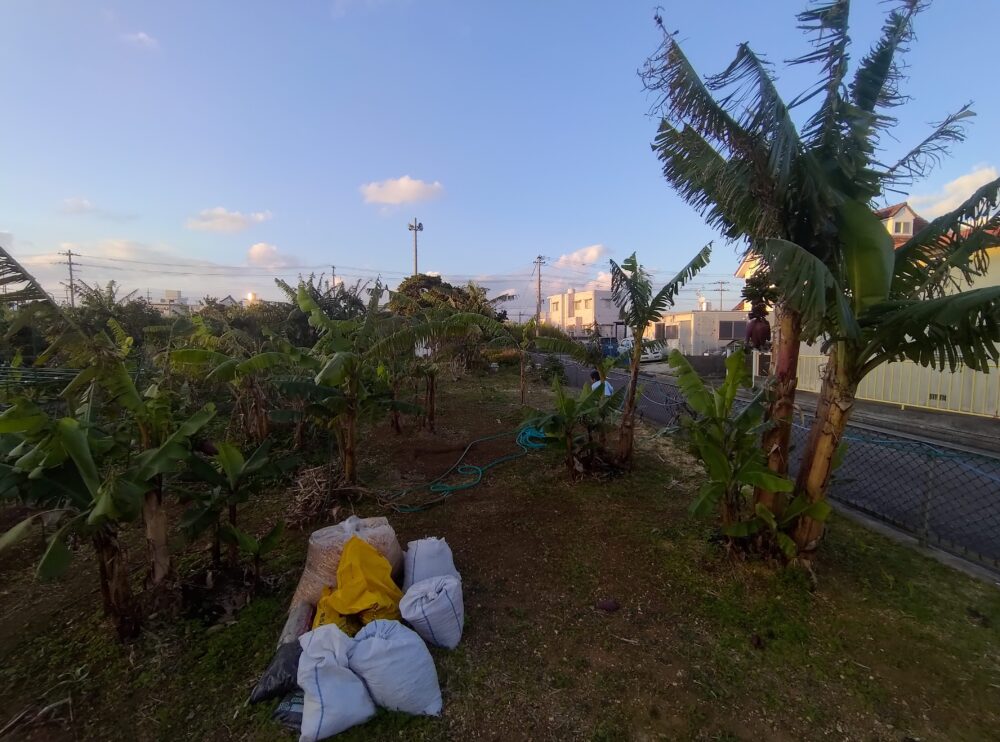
554;244;608;268
247;242;298;268
59;196;136;222
910;164;998;218
186;207;273;233
360;176;444;206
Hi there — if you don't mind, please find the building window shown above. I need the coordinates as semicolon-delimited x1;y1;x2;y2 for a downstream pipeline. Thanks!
894;220;912;235
574;300;582;310
663;325;679;340
552;301;559;312
719;320;748;340
584;299;591;309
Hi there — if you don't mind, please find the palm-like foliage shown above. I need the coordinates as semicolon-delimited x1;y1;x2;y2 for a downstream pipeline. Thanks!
290;281;503;482
641;0;978;513
610;246;711;464
761;182;1000;554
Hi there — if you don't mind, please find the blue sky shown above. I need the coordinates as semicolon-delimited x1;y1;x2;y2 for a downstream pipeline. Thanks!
2;0;997;314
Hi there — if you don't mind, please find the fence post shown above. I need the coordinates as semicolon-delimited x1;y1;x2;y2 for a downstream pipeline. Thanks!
919;450;935;546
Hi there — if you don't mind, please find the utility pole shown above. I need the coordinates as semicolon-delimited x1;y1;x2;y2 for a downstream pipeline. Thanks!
533;255;547;324
711;280;731;311
58;249;77;307
408;218;423;276
331;265;336;290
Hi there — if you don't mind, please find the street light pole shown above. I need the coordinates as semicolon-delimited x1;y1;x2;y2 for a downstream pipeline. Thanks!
408;218;423;276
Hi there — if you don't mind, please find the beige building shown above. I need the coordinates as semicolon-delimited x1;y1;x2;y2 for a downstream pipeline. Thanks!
544;288;619;337
643;309;750;355
736;201;1000;417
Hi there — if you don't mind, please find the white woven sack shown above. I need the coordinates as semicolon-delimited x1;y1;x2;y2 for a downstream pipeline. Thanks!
403;537;459;591
297;624;376;741
400;575;464;649
348;620;442;716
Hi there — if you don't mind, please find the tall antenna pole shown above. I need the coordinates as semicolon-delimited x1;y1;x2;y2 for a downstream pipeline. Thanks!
534;255;547;324
331;264;336;289
59;249;77;307
408;218;424;276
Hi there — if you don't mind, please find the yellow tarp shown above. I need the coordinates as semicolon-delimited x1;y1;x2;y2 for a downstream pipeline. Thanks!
312;536;403;634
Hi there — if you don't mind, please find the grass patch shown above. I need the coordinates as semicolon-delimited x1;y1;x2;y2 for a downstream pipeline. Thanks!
1;367;997;740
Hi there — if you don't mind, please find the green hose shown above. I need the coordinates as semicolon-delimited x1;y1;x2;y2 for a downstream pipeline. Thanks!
380;425;547;512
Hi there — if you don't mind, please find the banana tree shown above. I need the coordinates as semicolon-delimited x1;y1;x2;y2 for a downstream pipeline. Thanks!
0;415;143;639
0;397;214;637
39;313;216;591
220;520;285;593
528;380;609;478
484;320;542;405
183;440;275;567
169;345;305;444
668;350;811;553
610;247;711;465
642;0;976;512
761;179;1000;556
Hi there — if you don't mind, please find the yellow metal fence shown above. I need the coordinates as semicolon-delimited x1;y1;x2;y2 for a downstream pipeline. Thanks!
795;355;1000;418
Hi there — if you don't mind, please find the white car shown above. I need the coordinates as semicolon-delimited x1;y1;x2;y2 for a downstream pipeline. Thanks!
619;339;664;363
640;346;664;362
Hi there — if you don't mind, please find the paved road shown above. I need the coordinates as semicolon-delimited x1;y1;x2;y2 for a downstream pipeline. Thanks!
558;358;1000;570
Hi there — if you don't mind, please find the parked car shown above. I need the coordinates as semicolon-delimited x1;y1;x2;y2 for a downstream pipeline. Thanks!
618;338;664;363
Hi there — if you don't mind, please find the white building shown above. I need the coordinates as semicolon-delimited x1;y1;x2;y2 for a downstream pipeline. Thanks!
151;289;191;317
644;309;750;355
544;288;620;338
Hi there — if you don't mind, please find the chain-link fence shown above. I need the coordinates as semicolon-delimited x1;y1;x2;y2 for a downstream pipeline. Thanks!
556;356;1000;571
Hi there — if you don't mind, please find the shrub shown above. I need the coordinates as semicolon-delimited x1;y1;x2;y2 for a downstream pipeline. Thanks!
539;355;567;385
483;348;520;366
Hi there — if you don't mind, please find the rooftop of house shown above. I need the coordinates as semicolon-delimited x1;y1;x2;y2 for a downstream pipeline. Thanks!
734;201;930;277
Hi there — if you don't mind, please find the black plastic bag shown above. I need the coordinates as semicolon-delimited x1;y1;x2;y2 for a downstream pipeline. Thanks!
272;690;304;731
249;641;302;704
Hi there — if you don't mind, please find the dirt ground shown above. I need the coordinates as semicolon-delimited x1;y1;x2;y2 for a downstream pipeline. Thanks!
1;366;998;741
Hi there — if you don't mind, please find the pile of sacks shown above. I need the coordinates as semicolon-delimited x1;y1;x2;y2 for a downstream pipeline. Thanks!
249;516;464;740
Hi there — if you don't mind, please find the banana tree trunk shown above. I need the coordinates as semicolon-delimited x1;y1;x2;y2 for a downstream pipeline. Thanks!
227;500;239;567
390;384;403;435
617;338;643;466
343;410;358;485
755;304;802;515
792;342;856;556
93;528;141;640
143;481;173;587
519;352;526;405
565;429;577;479
425;374;436;433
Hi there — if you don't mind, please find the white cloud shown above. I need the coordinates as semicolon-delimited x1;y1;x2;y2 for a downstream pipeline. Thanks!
59;196;136;221
122;31;159;50
584;271;612;291
247;242;297;268
910;165;998;218
16;239;299;303
554;244;608;268
61;196;95;214
360;176;444;205
186;207;272;233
